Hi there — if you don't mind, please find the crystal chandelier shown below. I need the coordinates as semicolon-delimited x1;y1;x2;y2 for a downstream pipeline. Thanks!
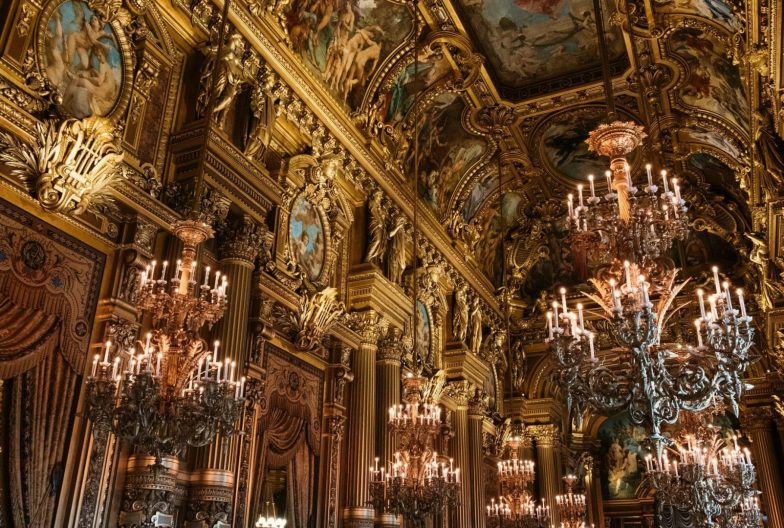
555;474;587;528
645;410;763;527
486;436;549;528
255;501;286;528
370;374;460;526
86;222;245;463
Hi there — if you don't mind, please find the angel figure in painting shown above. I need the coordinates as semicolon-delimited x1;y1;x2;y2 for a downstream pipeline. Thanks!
364;190;387;265
470;297;483;355
387;214;408;285
64;5;115;71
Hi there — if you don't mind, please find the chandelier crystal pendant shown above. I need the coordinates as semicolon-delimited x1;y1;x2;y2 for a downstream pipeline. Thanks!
555;475;587;528
370;374;460;526
86;222;246;464
486;436;549;528
645;410;763;527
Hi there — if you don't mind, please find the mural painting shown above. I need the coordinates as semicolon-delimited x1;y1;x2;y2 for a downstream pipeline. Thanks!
454;0;624;89
461;169;499;220
41;0;123;118
598;412;646;500
382;47;453;125
677;123;743;161
408;93;487;217
284;0;411;108
416;300;431;364
657;0;741;30
539;108;618;182
475;192;523;284
669;27;748;131
289;195;326;281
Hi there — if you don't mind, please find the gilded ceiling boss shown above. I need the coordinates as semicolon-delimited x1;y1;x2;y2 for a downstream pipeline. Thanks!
0;0;781;526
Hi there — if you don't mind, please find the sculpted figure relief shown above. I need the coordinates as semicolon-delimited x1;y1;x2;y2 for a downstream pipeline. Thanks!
470;296;483;355
364;190;387;266
198;33;258;127
387;214;408;285
452;284;469;343
244;72;277;161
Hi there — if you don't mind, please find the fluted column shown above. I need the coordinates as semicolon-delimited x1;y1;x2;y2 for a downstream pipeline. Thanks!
531;424;560;524
743;407;784;528
344;312;383;528
375;327;404;527
468;391;487;528
190;215;261;526
444;382;472;528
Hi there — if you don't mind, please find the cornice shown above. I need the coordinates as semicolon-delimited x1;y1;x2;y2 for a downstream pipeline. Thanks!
188;0;501;316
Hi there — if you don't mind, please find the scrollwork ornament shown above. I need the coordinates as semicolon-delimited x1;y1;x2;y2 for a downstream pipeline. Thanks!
0;116;123;215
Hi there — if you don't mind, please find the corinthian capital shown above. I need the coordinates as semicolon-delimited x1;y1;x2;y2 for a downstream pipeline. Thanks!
444;380;473;407
529;424;560;448
377;326;409;363
218;214;265;263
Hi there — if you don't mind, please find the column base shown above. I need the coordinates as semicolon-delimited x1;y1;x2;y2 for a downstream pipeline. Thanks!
343;507;375;528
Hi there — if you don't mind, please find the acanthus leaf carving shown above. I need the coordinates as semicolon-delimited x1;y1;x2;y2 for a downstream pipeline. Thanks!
289;286;346;351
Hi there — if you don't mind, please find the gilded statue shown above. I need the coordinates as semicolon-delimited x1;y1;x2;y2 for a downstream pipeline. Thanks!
745;232;784;312
197;33;258;127
469;297;483;355
364;190;387;266
510;338;526;392
753;107;784;201
244;71;277;161
387;214;408;285
452;284;469;343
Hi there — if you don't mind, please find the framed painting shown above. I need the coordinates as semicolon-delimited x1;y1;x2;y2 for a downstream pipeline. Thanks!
415;300;432;364
35;0;133;119
289;194;327;282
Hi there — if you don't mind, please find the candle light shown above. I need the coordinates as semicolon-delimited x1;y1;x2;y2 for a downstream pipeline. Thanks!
577;303;584;332
646;164;653;187
588;332;595;361
92;354;99;377
567;194;574;219
624;260;632;290
695;319;704;348
150;260;157;281
723;281;733;312
161;260;168;280
174;259;182;279
605;170;612;190
697;289;706;319
112;357;120;379
156;352;162;376
578;184;584;208
553;301;559;322
203;266;211;287
103;340;111;364
712;266;721;295
661;169;670;193
546;311;553;339
737;288;747;319
214;270;221;290
673;179;682;202
588;174;595;198
213;340;220;361
145;332;152;355
240;376;246;398
560;287;568;314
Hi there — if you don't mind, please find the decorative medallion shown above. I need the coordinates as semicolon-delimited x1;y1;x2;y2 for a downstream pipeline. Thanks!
36;0;133;119
416;299;431;363
289;194;327;282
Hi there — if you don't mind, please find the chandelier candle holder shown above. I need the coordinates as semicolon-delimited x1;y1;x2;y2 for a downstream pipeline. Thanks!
486;436;549;528
546;264;754;447
555;475;587;528
86;221;245;464
370;374;460;527
645;411;762;527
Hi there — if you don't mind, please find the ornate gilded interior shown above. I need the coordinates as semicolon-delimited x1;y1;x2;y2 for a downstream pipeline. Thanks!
0;0;783;525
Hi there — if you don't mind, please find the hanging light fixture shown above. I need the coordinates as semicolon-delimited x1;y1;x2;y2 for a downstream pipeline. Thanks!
486;436;549;528
368;2;460;523
255;500;287;528
86;224;246;463
86;0;245;465
545;0;754;450
555;474;587;528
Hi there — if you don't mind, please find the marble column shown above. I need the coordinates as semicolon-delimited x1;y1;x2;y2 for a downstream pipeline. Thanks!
743;406;784;528
445;382;472;528
468;391;487;528
375;327;403;528
190;215;261;526
343;312;383;528
531;424;560;525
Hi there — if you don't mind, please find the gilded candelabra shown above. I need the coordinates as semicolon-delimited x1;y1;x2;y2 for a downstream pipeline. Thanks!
645;410;762;527
486;436;549;528
370;374;460;527
256;501;287;527
86;221;245;463
555;475;586;528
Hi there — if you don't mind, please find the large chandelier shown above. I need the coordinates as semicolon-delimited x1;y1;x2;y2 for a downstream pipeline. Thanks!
86;221;245;463
547;119;754;446
486;436;549;528
370;374;460;526
645;410;763;527
555;474;587;528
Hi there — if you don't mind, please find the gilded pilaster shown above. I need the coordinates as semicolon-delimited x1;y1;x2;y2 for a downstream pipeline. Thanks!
190;215;262;525
444;381;472;528
343;311;383;528
468;390;487;528
742;406;784;528
530;424;561;525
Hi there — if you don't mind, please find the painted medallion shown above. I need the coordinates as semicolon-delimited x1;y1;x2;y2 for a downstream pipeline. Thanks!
289;195;326;281
41;0;123;118
416;300;431;363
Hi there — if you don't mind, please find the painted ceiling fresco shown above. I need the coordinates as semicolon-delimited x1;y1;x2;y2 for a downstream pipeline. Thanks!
453;0;626;98
284;0;412;109
655;0;742;31
408;92;489;219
